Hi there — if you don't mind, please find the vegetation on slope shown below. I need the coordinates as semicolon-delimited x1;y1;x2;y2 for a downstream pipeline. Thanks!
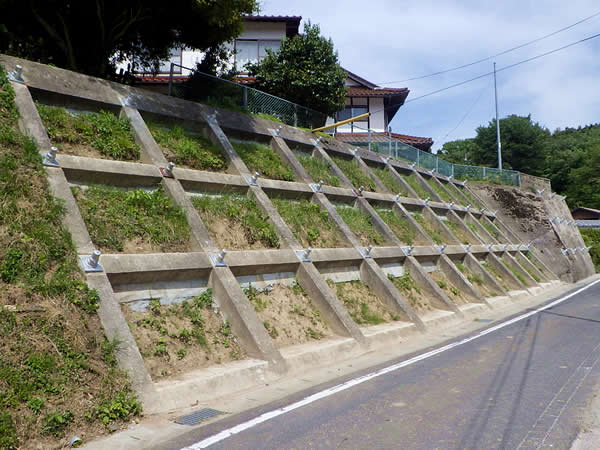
0;66;140;448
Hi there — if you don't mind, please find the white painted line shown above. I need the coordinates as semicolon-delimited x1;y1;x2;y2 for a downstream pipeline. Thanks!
183;279;600;449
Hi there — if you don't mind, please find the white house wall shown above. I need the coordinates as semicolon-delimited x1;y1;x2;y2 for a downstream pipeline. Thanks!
239;22;287;40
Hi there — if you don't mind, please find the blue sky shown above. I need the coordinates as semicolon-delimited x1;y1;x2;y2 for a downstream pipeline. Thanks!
260;0;600;151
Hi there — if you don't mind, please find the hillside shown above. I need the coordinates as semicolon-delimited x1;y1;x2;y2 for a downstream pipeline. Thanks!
0;67;140;448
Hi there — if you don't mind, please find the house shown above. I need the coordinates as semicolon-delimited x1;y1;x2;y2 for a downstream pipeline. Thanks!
119;15;433;151
333;70;433;152
572;207;600;220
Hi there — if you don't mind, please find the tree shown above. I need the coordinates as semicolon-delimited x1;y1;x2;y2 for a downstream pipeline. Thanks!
247;22;347;124
566;143;600;208
472;114;550;176
438;138;479;165
0;0;258;78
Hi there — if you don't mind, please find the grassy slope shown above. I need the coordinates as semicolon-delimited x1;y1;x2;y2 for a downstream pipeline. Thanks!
0;68;139;448
581;228;600;272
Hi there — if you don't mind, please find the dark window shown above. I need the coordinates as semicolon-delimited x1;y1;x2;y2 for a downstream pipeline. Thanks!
337;105;368;121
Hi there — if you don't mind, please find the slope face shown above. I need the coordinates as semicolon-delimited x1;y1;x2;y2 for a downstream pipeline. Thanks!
0;55;593;427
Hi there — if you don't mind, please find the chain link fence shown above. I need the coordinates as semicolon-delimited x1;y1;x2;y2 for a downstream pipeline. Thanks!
168;63;327;129
344;125;521;186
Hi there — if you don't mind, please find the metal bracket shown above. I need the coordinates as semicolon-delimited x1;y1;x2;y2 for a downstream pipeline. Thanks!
43;147;59;167
381;156;390;165
209;249;228;267
462;244;472;253
310;181;324;193
7;65;24;84
360;245;373;259
79;251;103;273
436;244;447;255
296;248;312;263
160;162;175;178
401;245;414;257
247;172;260;186
350;148;358;156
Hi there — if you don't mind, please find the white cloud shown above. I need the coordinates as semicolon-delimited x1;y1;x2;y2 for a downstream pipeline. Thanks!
260;0;600;149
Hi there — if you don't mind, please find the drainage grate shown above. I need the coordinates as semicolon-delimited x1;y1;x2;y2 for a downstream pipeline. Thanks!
174;408;225;426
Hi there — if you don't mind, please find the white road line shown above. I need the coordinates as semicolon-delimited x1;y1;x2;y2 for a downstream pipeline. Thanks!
183;279;600;449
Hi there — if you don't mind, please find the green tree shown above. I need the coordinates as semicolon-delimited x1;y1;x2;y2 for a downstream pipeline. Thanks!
0;0;258;78
565;143;600;208
438;138;479;165
248;22;347;124
472;115;550;175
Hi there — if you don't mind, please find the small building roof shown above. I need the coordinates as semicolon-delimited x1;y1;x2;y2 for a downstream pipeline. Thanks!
335;132;433;152
572;207;600;216
243;15;302;37
576;220;600;228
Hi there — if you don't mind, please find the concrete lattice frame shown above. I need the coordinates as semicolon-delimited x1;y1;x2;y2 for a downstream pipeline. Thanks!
2;54;594;412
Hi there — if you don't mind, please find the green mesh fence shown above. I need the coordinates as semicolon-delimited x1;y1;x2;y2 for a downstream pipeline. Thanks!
342;126;521;186
168;64;327;129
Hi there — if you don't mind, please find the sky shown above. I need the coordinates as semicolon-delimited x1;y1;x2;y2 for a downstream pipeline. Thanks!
259;0;600;151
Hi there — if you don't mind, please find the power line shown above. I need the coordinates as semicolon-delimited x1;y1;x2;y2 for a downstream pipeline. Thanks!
393;31;600;108
438;78;492;143
377;9;600;85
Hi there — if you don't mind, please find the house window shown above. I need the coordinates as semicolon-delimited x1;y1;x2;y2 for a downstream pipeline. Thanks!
337;105;368;122
235;40;281;70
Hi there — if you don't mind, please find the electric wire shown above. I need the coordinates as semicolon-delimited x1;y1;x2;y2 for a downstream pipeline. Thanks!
377;9;600;85
369;30;600;116
438;77;492;142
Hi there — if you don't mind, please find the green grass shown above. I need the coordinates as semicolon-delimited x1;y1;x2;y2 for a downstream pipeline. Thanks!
413;213;443;244
466;221;480;236
455;262;484;285
330;155;376;191
501;258;527;285
73;186;190;252
427;178;454;202
388;273;421;300
374;208;415;244
520;261;541;282
443;181;470;206
402;174;430;199
147;122;227;171
480;219;501;239
0;66;140;447
333;281;385;325
192;193;280;248
335;206;386;245
37;104;140;160
231;141;295;181
444;220;469;244
296;153;340;187
371;166;405;194
581;228;600;272
458;186;483;208
272;197;346;248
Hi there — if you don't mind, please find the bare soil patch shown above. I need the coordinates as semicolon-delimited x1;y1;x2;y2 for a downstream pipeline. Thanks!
388;273;437;313
245;284;331;347
430;271;470;305
331;280;407;325
122;293;245;380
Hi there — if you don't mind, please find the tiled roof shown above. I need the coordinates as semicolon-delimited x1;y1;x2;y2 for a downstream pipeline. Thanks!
134;75;187;84
244;15;302;22
335;132;433;151
347;87;409;97
572;207;600;215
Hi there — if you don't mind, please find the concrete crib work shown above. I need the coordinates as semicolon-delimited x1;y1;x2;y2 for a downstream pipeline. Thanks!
2;54;594;415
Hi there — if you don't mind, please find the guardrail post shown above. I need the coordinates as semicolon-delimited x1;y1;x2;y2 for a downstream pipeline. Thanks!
417;148;420;167
368;129;372;152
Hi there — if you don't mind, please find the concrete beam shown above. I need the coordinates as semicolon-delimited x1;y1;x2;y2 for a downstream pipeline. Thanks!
502;252;538;288
295;263;367;345
439;254;490;306
209;267;285;369
514;251;548;283
404;256;462;315
464;252;508;296
486;252;526;291
359;259;425;331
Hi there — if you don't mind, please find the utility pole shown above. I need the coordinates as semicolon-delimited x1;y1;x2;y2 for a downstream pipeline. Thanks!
494;62;502;170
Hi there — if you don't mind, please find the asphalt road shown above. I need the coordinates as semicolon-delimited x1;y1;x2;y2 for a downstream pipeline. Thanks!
165;281;600;450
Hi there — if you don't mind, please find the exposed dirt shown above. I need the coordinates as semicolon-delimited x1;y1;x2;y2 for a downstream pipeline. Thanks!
389;276;437;313
332;280;408;325
56;142;108;160
246;284;331;348
121;300;245;380
430;271;470;305
199;211;271;251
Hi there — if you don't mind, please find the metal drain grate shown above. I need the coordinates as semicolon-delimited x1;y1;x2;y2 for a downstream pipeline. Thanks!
174;408;225;426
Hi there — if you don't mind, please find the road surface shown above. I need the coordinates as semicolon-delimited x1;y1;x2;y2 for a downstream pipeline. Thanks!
162;280;600;450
